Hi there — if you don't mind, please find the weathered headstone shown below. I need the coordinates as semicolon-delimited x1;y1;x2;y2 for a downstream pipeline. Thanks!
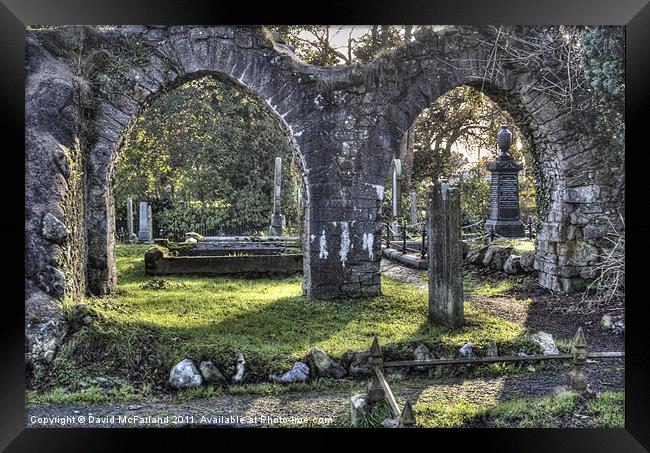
126;197;138;243
269;157;285;236
485;125;525;237
427;180;464;328
138;201;149;242
391;158;402;219
410;191;417;225
147;205;153;241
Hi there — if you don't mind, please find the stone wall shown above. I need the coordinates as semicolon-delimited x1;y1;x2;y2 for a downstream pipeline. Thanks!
25;34;86;321
25;25;624;319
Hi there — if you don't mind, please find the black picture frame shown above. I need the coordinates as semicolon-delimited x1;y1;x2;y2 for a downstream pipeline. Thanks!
3;0;648;450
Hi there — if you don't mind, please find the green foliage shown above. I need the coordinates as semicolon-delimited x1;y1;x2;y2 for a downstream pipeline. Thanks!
578;26;625;172
114;76;302;238
585;391;625;427
456;166;491;224
580;27;625;115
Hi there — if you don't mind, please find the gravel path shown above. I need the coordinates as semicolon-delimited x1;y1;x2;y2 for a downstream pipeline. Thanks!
27;362;623;428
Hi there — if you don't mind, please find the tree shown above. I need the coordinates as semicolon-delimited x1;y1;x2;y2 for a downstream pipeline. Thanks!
114;76;302;239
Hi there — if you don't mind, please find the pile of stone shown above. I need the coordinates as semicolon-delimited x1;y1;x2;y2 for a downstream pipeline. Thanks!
465;244;536;275
601;314;625;336
168;333;559;392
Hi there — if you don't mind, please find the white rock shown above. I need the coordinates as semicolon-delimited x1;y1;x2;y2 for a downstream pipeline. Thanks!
269;361;310;383
458;342;474;358
382;418;399;428
349;394;367;427
612;320;625;335
232;353;246;383
531;332;560;355
169;359;203;388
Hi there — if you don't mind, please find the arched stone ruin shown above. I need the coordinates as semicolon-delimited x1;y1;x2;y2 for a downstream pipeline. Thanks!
25;25;624;323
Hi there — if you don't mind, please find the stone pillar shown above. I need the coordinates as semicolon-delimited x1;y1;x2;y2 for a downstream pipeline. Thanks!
147;205;153;241
410;191;417;225
269;157;285;236
126;197;138;243
427;181;464;328
138;201;149;242
484;125;525;238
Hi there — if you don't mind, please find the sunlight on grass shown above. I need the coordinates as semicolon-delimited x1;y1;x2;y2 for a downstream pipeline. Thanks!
39;244;535;388
414;391;624;428
472;280;514;297
492;238;535;254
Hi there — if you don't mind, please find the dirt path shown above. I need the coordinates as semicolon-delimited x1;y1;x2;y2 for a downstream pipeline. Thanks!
381;259;624;351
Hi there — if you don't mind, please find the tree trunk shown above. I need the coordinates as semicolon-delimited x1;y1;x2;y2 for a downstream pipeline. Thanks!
404;25;413;42
380;25;389;48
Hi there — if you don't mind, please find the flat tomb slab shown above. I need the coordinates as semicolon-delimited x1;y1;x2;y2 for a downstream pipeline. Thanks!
382;248;427;269
145;251;303;276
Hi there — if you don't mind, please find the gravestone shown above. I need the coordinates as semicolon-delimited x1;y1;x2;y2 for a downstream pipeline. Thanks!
410;191;417;225
138;201;149;242
147;205;153;241
391;158;402;219
126;197;138;243
484;125;525;237
427;180;464;328
269;157;285;236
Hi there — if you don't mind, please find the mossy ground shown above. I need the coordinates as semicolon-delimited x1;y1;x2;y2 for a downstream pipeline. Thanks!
32;244;539;397
415;390;624;428
491;237;535;254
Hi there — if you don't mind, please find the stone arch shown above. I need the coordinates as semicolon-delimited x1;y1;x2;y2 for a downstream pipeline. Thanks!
87;68;311;296
357;25;619;292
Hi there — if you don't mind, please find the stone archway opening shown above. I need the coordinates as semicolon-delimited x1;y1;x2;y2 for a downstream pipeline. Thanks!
112;73;305;246
88;67;310;296
389;84;539;234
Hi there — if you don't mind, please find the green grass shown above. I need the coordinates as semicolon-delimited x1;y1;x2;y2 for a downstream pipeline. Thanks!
414;391;624;428
463;270;535;296
492;238;535;254
26;382;147;405
32;244;537;392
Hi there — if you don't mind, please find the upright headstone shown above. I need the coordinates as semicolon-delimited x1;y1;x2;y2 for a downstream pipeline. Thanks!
147;205;153;241
391;158;402;219
410;191;417;225
269;157;285;236
427;180;464;328
126;197;138;243
138;201;149;242
485;125;525;237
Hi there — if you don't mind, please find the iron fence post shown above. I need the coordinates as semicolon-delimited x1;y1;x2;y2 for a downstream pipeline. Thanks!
568;327;589;393
399;400;416;427
420;224;426;259
367;336;386;405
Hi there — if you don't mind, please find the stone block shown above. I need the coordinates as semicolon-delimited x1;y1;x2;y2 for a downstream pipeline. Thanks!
564;185;601;204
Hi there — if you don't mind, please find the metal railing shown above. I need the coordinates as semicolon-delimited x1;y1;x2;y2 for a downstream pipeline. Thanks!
362;327;624;428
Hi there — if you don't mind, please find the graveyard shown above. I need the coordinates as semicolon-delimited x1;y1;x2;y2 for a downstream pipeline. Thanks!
25;25;625;428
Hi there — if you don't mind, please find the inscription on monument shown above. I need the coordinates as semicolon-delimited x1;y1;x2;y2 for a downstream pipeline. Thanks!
498;174;519;219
